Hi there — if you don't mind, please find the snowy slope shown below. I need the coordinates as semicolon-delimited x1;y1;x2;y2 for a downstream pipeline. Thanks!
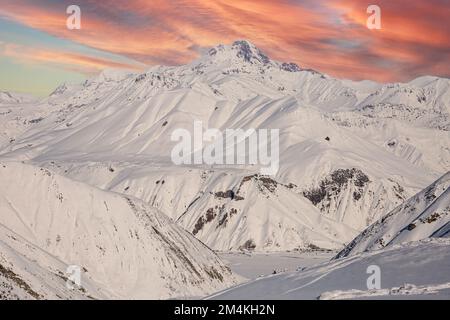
0;92;44;148
0;40;448;251
0;224;109;300
26;164;357;251
0;162;237;299
209;172;450;299
208;238;450;300
0;91;36;104
176;172;358;251
335;171;450;259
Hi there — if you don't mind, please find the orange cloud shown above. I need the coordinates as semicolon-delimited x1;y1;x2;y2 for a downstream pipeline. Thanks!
0;0;449;82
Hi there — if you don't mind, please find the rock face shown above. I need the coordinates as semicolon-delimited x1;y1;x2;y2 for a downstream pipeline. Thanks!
280;62;301;72
0;162;237;299
303;168;370;205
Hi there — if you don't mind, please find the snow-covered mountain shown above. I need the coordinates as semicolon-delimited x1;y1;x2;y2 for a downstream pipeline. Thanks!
0;222;109;300
335;171;450;259
0;162;237;299
0;91;36;104
208;238;450;299
208;171;450;300
0;92;42;147
0;40;449;252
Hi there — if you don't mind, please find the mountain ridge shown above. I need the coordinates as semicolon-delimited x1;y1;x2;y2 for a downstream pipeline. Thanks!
0;40;448;252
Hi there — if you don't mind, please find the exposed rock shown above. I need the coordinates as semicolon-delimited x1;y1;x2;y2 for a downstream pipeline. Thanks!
303;168;370;206
280;62;301;72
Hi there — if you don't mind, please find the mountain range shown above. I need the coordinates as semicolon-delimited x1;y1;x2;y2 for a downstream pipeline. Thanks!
0;40;448;299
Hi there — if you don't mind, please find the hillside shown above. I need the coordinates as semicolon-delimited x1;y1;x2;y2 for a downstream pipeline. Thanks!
0;40;448;251
0;162;237;299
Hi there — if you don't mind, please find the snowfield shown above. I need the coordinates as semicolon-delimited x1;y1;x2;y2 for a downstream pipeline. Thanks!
0;40;449;299
218;251;334;280
210;172;450;300
1;41;448;252
208;239;450;300
0;162;237;299
335;171;450;258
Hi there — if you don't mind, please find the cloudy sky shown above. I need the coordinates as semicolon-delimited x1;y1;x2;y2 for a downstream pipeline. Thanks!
0;0;449;95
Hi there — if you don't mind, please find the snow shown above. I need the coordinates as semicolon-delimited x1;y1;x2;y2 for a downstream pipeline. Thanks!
0;91;37;104
0;40;449;299
0;223;108;300
208;239;450;300
0;162;237;299
1;40;447;250
209;171;450;300
335;171;450;258
218;251;334;279
319;282;450;300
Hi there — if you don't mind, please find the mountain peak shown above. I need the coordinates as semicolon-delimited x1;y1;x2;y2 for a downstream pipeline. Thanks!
49;83;68;96
205;40;302;72
231;40;270;64
207;40;271;65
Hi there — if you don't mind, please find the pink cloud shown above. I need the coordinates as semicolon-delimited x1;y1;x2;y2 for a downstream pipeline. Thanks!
0;0;448;82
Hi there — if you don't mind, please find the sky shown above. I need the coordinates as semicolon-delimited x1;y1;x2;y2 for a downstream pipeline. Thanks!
0;0;449;96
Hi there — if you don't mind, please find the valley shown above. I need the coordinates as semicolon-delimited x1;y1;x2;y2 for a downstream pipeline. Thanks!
0;40;449;299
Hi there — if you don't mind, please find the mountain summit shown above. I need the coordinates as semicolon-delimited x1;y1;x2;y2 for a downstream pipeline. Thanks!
208;40;271;64
203;40;301;72
0;40;449;253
